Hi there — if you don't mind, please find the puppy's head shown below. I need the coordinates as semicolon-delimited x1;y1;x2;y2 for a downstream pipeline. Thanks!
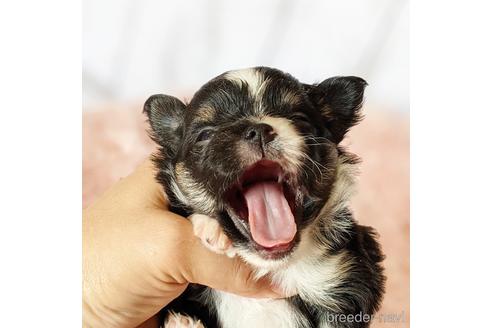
144;67;366;266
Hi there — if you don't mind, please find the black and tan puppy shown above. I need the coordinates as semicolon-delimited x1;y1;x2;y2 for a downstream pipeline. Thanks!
144;67;385;328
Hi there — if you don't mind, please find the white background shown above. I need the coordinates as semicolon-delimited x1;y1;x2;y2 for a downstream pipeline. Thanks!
83;0;408;112
1;0;492;327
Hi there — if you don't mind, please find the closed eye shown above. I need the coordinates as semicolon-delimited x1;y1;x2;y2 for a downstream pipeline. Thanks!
291;112;310;123
196;128;215;143
290;112;314;135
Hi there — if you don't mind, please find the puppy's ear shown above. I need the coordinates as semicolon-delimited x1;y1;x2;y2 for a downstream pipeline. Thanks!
304;76;367;143
143;94;185;157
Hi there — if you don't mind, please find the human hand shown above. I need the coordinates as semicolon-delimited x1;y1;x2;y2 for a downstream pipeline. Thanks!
83;158;283;328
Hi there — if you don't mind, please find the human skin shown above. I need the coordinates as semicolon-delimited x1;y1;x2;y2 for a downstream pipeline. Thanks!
83;158;284;328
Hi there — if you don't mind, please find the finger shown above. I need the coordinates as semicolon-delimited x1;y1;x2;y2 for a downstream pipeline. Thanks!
226;260;286;299
132;157;169;209
104;157;170;210
180;229;287;299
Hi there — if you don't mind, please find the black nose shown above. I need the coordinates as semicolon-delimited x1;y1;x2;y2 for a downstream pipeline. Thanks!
244;123;277;146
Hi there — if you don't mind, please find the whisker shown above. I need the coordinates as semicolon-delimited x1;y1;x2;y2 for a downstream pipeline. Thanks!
299;135;332;144
282;145;328;177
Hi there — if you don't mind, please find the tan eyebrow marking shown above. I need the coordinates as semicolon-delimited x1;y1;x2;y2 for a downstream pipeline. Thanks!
194;105;216;122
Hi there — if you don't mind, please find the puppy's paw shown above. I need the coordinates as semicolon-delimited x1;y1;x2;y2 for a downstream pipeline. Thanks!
189;214;236;257
165;311;204;328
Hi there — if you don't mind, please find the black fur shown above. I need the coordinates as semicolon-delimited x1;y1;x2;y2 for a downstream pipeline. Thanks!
144;67;385;327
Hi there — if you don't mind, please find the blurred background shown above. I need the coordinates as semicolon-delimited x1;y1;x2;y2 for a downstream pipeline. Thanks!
83;1;409;327
83;0;408;112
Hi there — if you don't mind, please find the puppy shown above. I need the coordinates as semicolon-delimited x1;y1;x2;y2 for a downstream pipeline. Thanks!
144;67;385;328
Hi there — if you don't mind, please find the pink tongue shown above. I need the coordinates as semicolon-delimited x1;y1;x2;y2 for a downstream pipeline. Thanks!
243;182;297;248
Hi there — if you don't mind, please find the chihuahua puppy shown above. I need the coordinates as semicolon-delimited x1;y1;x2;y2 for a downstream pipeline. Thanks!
144;67;385;328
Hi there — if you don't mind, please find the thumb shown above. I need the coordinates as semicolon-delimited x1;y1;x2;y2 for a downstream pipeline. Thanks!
180;231;285;299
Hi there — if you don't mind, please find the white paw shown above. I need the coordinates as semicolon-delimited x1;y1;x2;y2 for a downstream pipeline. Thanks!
164;311;205;328
189;214;236;257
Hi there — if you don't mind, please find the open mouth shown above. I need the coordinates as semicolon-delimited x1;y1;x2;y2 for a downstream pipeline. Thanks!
224;160;297;257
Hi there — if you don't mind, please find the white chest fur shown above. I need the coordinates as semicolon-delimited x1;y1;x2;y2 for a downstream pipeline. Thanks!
213;291;309;328
210;242;347;328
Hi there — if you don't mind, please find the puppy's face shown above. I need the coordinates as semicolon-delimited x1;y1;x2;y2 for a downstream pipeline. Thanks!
145;67;366;264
